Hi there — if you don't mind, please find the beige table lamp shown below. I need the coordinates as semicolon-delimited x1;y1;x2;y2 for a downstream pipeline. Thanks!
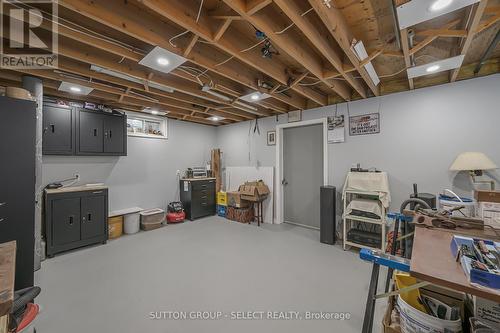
450;152;498;190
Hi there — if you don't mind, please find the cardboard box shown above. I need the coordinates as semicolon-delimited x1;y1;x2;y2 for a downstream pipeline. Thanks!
475;190;500;203
239;180;270;202
227;191;250;208
473;296;500;329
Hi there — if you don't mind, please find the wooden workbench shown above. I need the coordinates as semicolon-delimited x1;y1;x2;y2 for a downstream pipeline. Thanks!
0;241;16;333
411;227;500;303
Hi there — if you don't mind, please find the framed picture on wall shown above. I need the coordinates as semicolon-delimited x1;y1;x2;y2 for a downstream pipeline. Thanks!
288;110;302;123
267;131;276;146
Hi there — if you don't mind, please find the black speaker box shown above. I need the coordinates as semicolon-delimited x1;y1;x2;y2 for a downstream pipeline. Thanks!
320;186;336;245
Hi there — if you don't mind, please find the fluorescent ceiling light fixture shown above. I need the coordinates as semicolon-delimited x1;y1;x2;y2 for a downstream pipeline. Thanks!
397;0;479;29
139;46;186;74
426;65;440;72
91;65;143;85
201;84;232;102
352;41;380;86
234;100;258;111
407;55;464;79
90;65;175;93
148;82;174;93
208;116;224;122
143;107;167;116
239;91;271;103
429;0;453;11
58;82;93;95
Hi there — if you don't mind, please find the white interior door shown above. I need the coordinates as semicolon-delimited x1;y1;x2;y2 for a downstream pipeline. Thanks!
283;124;324;229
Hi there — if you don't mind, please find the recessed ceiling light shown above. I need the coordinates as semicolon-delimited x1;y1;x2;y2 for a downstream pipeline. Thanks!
426;65;441;72
69;86;81;92
139;46;187;74
157;57;169;66
429;0;453;11
250;93;260;100
209;116;222;122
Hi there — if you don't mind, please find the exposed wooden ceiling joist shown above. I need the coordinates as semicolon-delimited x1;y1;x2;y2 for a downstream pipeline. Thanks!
222;0;353;101
400;28;414;90
273;0;367;99
450;0;489;82
0;70;224;126
59;0;309;111
308;0;380;97
135;0;327;106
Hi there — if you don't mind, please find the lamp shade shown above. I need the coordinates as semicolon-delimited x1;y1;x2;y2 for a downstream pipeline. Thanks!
449;152;498;171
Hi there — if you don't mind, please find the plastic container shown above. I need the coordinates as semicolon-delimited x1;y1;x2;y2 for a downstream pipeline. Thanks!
397;295;462;333
217;192;227;206
108;216;123;239
217;205;227;217
140;208;165;231
124;213;140;234
439;192;475;217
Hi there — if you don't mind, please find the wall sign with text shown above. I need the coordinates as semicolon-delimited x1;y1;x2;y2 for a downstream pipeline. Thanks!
349;113;380;136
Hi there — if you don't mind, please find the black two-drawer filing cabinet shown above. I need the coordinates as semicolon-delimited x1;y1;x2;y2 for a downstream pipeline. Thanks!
45;186;108;257
180;178;216;220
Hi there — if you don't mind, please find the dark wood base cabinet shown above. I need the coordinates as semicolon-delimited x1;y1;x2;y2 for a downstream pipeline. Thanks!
180;178;216;220
45;187;108;257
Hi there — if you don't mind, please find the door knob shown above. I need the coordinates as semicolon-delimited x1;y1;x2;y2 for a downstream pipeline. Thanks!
0;202;6;207
0;218;5;223
282;179;288;186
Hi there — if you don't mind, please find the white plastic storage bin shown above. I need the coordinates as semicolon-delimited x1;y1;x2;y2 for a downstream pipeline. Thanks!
124;213;140;234
140;208;165;231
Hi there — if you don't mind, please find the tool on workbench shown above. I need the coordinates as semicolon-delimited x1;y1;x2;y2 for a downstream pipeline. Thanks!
385;213;413;293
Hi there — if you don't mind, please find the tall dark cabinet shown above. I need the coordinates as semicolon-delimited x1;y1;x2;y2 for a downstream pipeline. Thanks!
0;96;36;290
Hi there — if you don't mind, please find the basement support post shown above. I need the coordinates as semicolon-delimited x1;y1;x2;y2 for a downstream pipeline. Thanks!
22;75;43;271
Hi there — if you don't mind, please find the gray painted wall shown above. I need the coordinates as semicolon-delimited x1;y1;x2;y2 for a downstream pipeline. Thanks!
216;74;500;213
42;119;217;212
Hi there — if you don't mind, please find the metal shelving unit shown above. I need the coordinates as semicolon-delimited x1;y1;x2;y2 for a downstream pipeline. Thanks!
343;190;387;251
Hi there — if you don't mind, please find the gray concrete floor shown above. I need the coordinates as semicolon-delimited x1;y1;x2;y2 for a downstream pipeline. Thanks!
35;216;385;333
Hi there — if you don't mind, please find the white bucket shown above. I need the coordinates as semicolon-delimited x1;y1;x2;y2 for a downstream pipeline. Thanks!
397;295;462;333
123;213;140;234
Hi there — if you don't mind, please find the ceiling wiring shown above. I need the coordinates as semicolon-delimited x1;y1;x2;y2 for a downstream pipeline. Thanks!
169;0;204;48
275;8;314;35
9;1;146;55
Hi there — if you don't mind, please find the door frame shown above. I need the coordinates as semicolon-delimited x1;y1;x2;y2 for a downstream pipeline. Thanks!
275;118;328;224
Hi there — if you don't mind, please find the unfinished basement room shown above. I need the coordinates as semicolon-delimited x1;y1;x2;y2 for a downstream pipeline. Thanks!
0;0;500;332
